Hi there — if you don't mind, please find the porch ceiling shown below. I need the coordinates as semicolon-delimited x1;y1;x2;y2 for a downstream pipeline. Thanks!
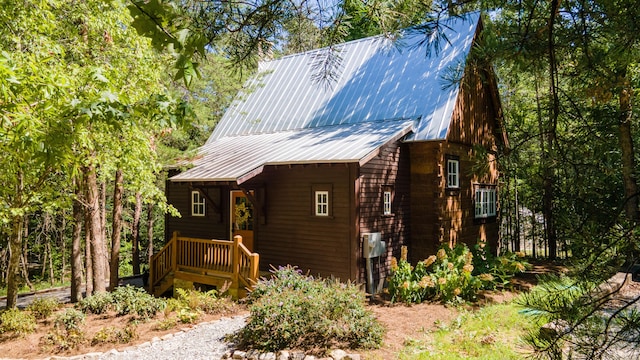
170;118;415;184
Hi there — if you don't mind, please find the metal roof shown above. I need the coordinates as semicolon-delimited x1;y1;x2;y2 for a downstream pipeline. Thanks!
172;13;480;182
171;119;416;183
208;12;480;143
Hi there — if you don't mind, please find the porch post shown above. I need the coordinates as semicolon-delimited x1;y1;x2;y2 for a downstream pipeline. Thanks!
171;231;179;272
233;235;242;284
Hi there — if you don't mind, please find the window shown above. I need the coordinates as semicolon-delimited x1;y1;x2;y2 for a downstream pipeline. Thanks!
315;191;329;216
474;186;496;218
383;191;392;215
382;185;394;216
447;158;459;189
192;191;205;216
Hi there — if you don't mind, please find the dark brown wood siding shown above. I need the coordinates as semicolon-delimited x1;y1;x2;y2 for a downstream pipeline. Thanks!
358;141;410;285
244;164;354;281
409;64;501;262
409;141;442;262
165;182;229;240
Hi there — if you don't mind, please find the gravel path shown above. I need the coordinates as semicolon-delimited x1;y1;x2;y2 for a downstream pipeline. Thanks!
94;315;246;360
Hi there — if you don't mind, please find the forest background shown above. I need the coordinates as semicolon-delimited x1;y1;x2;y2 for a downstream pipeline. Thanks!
1;0;639;355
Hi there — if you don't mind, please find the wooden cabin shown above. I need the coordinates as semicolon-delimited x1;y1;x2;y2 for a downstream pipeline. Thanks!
159;12;507;295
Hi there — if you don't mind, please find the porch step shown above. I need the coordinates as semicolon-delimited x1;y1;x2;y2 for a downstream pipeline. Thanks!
152;272;175;297
174;270;233;288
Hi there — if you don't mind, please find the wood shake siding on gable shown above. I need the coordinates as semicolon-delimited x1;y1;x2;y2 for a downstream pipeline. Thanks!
410;66;501;262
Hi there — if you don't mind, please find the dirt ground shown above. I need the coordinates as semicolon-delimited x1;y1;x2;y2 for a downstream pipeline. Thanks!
0;262;566;359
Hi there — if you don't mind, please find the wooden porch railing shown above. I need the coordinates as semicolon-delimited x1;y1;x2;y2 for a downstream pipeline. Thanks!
149;232;259;296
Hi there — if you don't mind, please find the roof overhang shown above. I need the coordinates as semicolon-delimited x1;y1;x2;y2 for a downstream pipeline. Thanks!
170;119;415;184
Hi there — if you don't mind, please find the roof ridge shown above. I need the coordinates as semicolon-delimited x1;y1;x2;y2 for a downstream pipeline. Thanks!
259;11;481;65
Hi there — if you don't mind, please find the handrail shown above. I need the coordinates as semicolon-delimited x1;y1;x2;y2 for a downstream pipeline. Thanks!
236;235;260;289
149;232;259;295
149;231;178;290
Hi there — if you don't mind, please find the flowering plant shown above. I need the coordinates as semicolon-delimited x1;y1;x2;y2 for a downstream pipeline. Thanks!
388;242;529;304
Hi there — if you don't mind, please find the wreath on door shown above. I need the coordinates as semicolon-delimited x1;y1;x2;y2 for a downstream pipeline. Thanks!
234;201;251;229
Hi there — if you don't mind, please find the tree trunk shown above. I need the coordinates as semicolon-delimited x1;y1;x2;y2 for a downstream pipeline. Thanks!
21;217;34;292
71;178;84;302
6;214;23;309
85;164;107;293
59;211;67;284
619;80;639;223
85;204;93;296
146;202;154;266
6;171;24;309
47;241;54;286
131;192;142;275
109;169;124;291
544;0;560;260
100;180;109;282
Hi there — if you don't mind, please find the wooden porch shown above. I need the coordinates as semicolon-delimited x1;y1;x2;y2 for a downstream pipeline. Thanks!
149;232;259;298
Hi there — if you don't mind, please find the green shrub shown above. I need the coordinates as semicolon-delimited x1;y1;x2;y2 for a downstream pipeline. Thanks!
54;308;85;333
173;288;236;315
111;285;165;319
0;308;37;336
387;243;529;304
76;291;114;314
27;297;61;320
91;325;138;345
176;308;200;323
154;317;177;331
471;243;528;289
237;266;384;352
41;308;86;352
165;298;183;314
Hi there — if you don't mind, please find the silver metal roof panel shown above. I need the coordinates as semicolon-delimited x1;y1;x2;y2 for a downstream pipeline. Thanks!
171;119;415;183
206;12;480;143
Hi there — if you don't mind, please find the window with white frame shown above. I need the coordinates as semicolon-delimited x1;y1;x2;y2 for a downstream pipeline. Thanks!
447;158;459;189
192;191;205;216
474;186;496;218
315;190;329;216
383;190;392;215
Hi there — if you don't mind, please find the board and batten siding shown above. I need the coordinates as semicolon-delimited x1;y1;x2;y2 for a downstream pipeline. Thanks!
358;141;411;284
165;181;229;241
409;65;502;262
246;164;354;281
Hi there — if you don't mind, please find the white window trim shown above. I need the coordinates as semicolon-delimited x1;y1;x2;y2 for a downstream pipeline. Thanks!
383;191;392;215
315;190;329;216
447;159;459;188
475;187;496;218
192;191;205;217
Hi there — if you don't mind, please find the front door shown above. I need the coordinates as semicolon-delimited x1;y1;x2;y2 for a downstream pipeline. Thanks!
231;190;254;252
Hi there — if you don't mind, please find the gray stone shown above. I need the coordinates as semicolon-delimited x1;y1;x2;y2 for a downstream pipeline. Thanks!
540;319;570;338
260;352;276;360
328;349;347;360
161;333;174;340
291;351;306;360
246;349;260;360
344;354;361;360
303;356;316;360
83;352;105;359
277;350;290;360
233;350;247;359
